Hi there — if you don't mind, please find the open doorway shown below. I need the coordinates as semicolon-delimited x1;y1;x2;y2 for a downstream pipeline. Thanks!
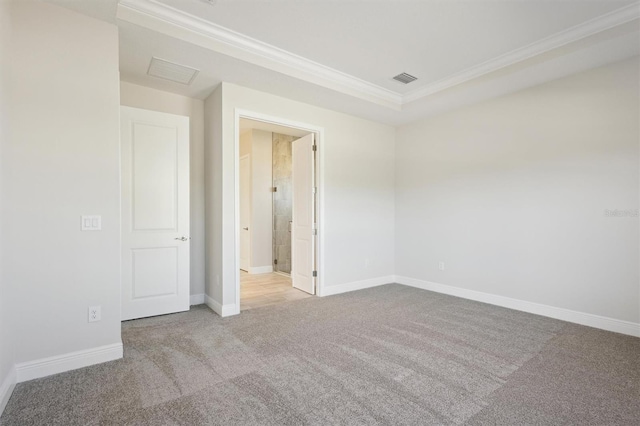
237;116;320;311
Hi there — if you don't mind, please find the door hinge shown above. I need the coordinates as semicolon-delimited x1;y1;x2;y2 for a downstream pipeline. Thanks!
312;186;317;194
312;270;317;277
274;259;278;265
272;187;277;192
312;144;317;152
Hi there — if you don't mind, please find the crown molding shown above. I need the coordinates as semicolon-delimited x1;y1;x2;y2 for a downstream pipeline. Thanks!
117;0;639;110
402;2;640;104
117;0;403;109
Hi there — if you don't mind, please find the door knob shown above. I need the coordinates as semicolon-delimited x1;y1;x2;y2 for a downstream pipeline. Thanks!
243;227;249;230
174;236;190;241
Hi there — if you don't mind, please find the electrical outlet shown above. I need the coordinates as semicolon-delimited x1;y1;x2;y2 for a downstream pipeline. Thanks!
364;258;371;268
88;306;101;322
438;261;445;271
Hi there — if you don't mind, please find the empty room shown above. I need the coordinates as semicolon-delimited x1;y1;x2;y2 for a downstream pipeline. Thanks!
0;0;638;425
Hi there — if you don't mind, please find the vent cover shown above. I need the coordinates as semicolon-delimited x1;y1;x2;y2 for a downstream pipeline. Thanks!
392;72;418;84
147;57;200;85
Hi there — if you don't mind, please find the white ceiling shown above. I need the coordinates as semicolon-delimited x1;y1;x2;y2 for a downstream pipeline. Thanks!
46;0;640;125
156;0;634;93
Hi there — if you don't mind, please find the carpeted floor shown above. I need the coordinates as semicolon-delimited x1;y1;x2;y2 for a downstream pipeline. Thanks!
2;284;639;425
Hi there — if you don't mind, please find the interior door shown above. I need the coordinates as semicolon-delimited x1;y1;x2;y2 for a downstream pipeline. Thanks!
239;154;251;272
121;106;190;321
291;133;315;294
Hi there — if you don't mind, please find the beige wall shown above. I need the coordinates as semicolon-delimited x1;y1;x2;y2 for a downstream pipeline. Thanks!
395;57;640;324
4;0;122;366
204;85;223;304
120;82;206;297
237;129;273;272
239;129;251;157
0;0;15;406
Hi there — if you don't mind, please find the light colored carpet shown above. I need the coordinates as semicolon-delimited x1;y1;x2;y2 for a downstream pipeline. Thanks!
2;284;639;425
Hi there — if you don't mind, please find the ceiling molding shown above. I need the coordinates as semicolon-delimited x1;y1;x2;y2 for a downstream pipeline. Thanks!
117;0;403;109
402;2;640;104
117;0;639;110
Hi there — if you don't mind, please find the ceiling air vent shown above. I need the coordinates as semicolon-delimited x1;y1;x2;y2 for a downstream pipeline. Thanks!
392;72;417;84
147;57;200;85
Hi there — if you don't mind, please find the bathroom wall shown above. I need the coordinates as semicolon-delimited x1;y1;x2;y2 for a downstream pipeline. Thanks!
272;133;297;274
239;128;275;273
250;130;274;271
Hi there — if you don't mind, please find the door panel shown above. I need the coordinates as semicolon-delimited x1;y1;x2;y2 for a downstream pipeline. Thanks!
132;123;178;231
121;106;190;321
132;248;178;299
292;133;315;294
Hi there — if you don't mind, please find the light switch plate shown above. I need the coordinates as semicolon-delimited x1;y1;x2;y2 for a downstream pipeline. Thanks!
81;215;102;231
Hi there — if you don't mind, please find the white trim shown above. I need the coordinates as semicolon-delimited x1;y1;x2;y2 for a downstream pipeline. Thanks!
117;0;401;109
0;367;16;416
239;152;252;273
117;0;639;108
234;109;325;305
395;276;640;338
321;276;395;297
234;112;241;315
222;303;240;316
402;3;640;104
190;293;205;305
248;266;274;274
205;294;222;315
205;295;239;317
15;343;124;383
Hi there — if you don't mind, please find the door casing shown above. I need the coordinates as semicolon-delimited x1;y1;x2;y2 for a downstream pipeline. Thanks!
234;109;325;312
239;154;251;272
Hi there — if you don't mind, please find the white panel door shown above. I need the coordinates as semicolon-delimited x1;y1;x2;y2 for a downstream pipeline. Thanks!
239;154;251;272
121;106;190;321
292;133;315;294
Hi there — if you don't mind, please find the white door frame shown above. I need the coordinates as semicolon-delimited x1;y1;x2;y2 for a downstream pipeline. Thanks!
239;153;251;272
234;109;325;312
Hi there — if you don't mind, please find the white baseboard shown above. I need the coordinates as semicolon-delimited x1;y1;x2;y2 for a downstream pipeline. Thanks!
205;295;239;317
248;266;273;274
190;293;205;305
15;342;124;383
395;276;640;338
205;294;222;315
320;275;395;297
0;367;16;417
